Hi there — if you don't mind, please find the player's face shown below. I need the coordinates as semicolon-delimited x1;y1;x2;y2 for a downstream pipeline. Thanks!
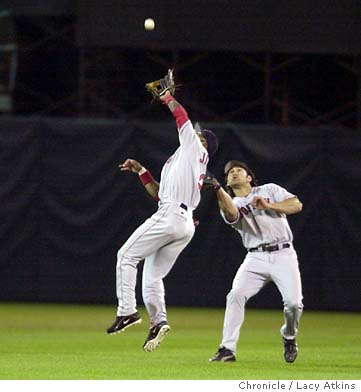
227;167;251;187
197;132;208;149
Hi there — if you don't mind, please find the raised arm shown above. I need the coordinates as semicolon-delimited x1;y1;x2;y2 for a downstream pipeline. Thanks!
215;188;239;222
160;91;189;130
204;174;239;222
119;159;160;200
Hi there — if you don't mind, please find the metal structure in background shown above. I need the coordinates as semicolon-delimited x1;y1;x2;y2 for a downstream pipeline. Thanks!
3;13;360;129
64;47;361;129
0;10;17;112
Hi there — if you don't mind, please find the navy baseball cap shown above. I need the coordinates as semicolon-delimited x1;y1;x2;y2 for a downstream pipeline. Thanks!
195;122;218;158
201;129;218;157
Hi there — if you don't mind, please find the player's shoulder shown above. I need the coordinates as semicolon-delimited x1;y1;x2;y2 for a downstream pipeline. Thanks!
257;182;281;189
180;121;202;144
180;119;192;131
254;183;282;194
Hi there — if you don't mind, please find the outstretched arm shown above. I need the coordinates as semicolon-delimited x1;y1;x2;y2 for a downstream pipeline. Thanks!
204;174;239;222
119;159;160;200
215;187;239;222
160;91;189;130
252;196;303;215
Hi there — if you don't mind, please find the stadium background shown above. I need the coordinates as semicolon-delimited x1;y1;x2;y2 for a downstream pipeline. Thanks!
1;1;360;312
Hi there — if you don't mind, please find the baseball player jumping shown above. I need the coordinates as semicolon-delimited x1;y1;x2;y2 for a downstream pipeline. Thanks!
107;90;218;352
206;160;303;363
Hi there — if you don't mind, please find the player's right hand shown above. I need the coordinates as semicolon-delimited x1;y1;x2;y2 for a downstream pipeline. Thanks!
119;159;143;173
251;196;271;211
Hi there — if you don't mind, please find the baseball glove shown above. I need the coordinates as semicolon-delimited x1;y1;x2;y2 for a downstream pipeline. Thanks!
145;69;176;101
203;170;221;191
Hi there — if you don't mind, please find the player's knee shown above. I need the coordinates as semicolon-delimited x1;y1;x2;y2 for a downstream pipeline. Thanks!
227;287;248;306
117;246;138;261
143;280;161;292
117;247;126;261
116;248;137;268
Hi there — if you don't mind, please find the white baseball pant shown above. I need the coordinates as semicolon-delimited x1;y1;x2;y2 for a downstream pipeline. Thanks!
221;244;303;353
116;202;195;326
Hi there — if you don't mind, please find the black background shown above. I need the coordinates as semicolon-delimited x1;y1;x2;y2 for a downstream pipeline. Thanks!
0;117;360;311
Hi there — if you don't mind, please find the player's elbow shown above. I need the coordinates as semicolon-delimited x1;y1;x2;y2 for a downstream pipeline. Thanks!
224;209;238;223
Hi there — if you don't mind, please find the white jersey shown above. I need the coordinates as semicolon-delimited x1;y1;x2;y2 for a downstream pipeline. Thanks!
115;101;212;329
221;183;295;249
158;120;208;210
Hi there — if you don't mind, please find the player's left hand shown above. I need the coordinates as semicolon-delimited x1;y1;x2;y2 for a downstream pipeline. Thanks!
252;196;272;210
203;171;221;191
119;158;143;174
145;69;176;101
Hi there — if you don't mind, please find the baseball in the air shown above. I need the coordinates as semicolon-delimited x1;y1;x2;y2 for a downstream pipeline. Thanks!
144;18;155;31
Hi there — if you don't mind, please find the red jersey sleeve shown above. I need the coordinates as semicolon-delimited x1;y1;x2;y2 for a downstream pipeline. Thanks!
172;105;189;130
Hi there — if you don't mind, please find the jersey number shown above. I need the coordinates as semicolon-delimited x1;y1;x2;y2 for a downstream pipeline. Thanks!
198;173;206;190
200;152;209;165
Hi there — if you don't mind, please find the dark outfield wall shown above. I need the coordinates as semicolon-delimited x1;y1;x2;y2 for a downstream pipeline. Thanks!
0;117;360;310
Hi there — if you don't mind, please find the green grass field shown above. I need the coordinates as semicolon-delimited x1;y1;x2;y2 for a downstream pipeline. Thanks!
0;303;359;380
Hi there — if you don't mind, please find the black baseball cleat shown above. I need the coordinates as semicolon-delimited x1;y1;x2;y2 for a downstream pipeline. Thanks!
143;321;171;352
107;312;142;334
283;338;298;363
209;346;236;362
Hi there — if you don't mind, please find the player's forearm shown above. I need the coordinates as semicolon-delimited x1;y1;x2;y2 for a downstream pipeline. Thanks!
144;182;160;199
163;95;189;129
216;188;239;221
138;168;160;200
269;197;303;215
163;94;180;112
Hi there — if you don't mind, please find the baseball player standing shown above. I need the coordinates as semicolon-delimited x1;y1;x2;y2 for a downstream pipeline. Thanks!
107;90;218;352
206;160;303;363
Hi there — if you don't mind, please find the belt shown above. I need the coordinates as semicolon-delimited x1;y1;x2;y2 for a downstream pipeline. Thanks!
248;243;290;252
180;203;188;211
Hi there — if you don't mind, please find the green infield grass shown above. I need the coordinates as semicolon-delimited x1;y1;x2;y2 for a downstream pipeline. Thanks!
0;303;359;379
